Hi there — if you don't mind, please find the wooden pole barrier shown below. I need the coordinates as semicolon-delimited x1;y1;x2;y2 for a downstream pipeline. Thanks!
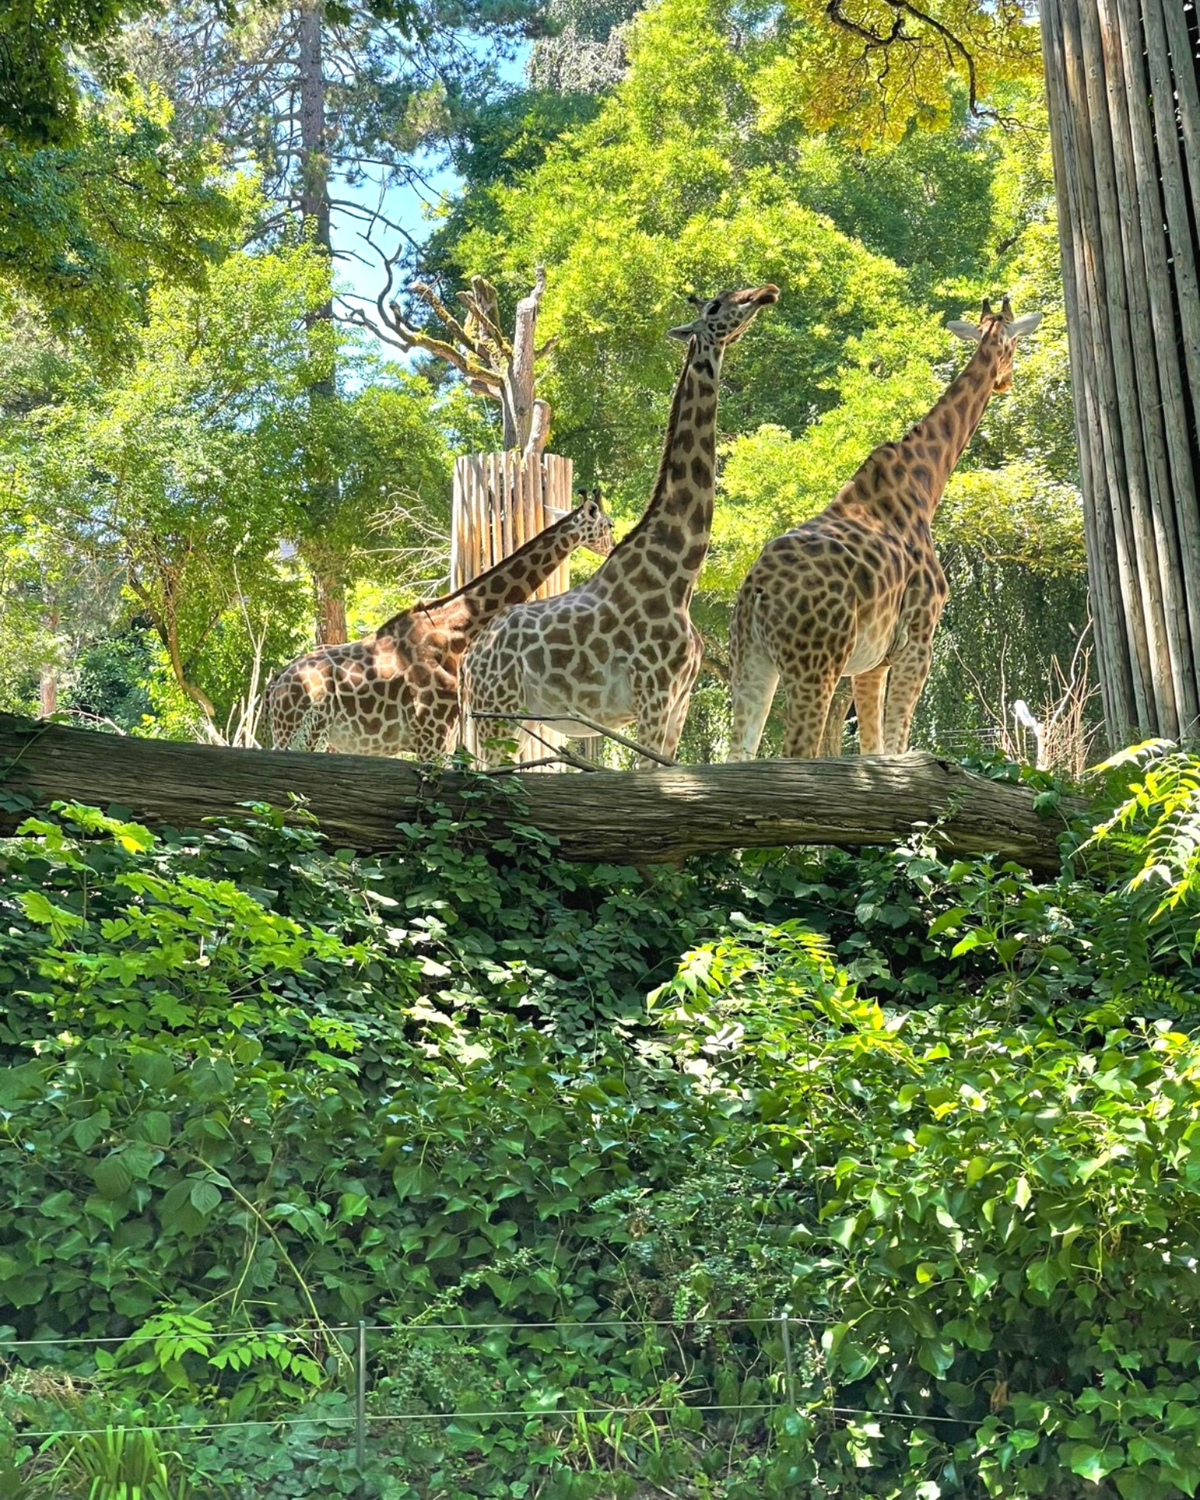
1043;0;1200;746
0;714;1073;876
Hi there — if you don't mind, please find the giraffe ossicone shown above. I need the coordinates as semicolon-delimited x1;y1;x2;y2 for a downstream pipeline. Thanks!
728;295;1041;762
265;491;614;758
461;284;779;767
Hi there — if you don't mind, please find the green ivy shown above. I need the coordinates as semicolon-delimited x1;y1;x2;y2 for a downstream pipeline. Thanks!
2;757;1200;1498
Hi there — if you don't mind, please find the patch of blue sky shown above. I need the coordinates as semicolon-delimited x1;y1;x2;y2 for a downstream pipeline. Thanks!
334;40;531;361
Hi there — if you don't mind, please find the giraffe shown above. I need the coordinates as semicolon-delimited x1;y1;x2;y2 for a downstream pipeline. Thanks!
265;490;614;757
461;284;779;766
728;296;1042;761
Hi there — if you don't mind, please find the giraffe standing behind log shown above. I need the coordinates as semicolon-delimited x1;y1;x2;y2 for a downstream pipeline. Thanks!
266;492;614;757
460;284;779;766
728;297;1042;761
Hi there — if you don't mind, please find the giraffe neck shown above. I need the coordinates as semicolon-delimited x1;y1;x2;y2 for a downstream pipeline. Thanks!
379;512;582;638
457;512;583;620
595;338;723;608
899;334;1004;512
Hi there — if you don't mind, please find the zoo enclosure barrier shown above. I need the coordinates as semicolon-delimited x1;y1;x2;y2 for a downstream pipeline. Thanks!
0;1313;990;1489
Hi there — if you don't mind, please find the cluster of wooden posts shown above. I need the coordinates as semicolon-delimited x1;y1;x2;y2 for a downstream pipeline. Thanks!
451;452;574;601
451;451;599;767
1042;0;1200;744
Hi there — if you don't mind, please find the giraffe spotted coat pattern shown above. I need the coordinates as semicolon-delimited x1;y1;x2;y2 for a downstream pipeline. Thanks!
728;297;1042;760
461;285;779;766
266;493;614;757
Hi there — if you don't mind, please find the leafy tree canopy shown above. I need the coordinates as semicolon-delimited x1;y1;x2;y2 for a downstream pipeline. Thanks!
1;225;449;730
774;0;1041;141
0;89;238;363
0;0;139;145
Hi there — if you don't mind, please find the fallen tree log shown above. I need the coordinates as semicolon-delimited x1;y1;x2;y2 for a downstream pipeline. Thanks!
0;713;1075;874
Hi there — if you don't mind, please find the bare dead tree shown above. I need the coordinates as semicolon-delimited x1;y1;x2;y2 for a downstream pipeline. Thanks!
344;263;557;459
955;619;1101;778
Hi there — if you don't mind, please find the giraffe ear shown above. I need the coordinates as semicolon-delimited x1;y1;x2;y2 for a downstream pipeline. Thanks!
1006;311;1043;338
946;319;982;342
667;323;696;340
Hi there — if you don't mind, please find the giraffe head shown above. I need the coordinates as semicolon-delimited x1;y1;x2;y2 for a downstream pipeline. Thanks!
946;295;1042;393
668;284;780;349
567;488;616;556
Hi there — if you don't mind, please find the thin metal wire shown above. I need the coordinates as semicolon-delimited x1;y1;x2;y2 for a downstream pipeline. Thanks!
17;1416;358;1440
0;1314;835;1350
14;1402;986;1442
0;1328;361;1349
377;1315;835;1333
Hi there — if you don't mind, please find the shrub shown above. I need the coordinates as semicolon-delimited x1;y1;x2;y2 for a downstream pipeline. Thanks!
0;750;1198;1497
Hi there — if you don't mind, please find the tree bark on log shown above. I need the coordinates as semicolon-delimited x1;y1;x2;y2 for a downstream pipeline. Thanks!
0;714;1072;875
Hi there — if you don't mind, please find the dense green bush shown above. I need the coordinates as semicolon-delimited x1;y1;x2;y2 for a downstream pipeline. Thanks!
2;749;1200;1497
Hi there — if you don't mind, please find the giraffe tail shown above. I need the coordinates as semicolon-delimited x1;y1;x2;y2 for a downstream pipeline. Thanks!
728;578;763;677
284;700;329;753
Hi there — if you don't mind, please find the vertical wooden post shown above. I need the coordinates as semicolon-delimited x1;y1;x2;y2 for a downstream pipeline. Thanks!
354;1319;367;1496
1043;0;1200;746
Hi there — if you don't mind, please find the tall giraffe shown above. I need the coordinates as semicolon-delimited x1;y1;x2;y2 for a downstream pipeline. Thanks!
266;491;613;757
461;284;779;765
728;297;1042;760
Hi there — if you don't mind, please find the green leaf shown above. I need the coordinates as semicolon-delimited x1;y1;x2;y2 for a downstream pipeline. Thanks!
72;1115;105;1151
190;1180;222;1216
130;1051;175;1090
93;1155;133;1199
917;1340;955;1378
137;1111;172;1147
0;1063;44;1109
1066;1443;1125;1483
827;1216;859;1248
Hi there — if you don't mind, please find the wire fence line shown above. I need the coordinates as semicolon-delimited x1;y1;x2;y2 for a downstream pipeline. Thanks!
14;1404;986;1443
0;1312;838;1351
1;1313;988;1476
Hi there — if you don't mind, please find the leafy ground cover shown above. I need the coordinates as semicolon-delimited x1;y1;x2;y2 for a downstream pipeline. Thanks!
2;748;1200;1498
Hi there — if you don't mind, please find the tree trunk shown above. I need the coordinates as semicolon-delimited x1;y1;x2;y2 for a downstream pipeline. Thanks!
505;266;545;452
0;712;1074;877
298;0;346;644
297;0;332;270
1042;0;1200;746
38;603;58;719
315;572;347;647
38;665;56;719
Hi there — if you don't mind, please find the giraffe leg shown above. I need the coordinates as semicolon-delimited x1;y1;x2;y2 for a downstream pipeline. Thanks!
882;637;934;754
469;718;523;767
267;704;289;751
779;667;840;759
267;684;298;752
632;682;679;767
654;643;705;763
658;686;694;764
819;679;854;757
409;716;455;764
850;666;888;755
728;642;780;762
